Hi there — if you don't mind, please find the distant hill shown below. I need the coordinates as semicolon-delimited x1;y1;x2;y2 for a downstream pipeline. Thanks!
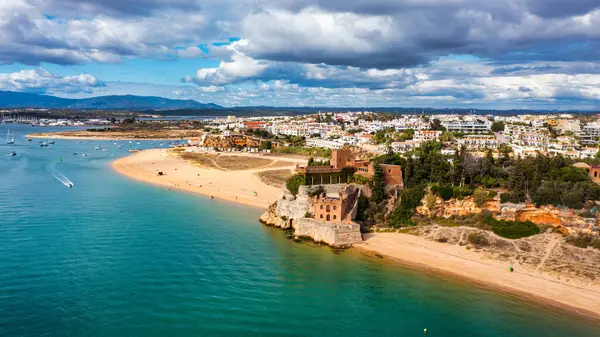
0;91;221;110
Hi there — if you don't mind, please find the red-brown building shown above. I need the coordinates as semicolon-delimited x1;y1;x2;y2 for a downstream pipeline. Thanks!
298;149;404;188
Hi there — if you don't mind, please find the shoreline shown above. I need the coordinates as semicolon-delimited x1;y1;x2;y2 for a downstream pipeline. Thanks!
27;133;182;141
112;149;600;321
356;233;600;321
112;148;293;209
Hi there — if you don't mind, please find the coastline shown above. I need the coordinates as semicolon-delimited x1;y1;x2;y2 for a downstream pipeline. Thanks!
27;133;182;141
112;148;293;209
112;149;600;321
357;233;600;320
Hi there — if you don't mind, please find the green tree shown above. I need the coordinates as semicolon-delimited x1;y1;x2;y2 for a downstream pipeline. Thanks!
430;119;446;131
371;163;386;203
286;175;306;196
491;121;505;132
388;185;427;227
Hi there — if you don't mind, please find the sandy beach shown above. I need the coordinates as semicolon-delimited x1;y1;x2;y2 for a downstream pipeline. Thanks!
357;233;600;320
112;149;301;209
113;149;600;320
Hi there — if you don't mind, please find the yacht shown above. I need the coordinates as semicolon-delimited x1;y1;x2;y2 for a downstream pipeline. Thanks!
40;142;48;147
48;140;55;145
6;129;14;144
9;151;17;156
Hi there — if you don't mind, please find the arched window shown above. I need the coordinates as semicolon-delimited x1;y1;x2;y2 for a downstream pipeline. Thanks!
320;205;323;210
595;171;598;178
333;205;337;210
326;214;331;221
320;214;323;219
326;205;330;211
333;215;337;220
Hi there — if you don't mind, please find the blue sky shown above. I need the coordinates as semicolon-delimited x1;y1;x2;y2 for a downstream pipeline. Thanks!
0;0;600;108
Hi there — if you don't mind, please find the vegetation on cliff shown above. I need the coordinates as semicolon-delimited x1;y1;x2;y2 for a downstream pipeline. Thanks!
373;141;600;210
286;175;306;196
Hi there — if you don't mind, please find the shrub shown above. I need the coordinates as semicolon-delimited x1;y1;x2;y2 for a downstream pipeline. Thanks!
304;212;312;218
286;175;306;196
500;192;524;204
472;189;488;207
468;232;489;246
487;190;498;199
484;217;540;239
434;185;454;201
351;174;369;184
425;192;437;211
566;234;600;250
453;186;475;200
308;185;325;197
388;185;427;228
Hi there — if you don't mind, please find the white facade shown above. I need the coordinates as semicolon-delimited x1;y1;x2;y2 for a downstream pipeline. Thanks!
305;138;344;149
442;120;491;133
457;135;498;150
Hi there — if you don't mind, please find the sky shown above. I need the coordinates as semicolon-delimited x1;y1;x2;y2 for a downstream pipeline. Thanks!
0;0;600;109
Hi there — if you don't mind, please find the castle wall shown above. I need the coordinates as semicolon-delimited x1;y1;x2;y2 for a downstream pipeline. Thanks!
295;218;362;247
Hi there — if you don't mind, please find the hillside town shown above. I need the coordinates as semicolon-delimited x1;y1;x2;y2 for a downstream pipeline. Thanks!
188;111;600;161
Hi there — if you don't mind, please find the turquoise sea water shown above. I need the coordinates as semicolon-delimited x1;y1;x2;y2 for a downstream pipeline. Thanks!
1;124;599;337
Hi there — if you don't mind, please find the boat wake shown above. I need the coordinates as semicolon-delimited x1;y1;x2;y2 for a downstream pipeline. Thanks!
52;172;74;188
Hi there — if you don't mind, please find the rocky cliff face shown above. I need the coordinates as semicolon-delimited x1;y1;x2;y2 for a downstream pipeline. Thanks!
259;184;363;247
200;135;262;149
416;194;587;229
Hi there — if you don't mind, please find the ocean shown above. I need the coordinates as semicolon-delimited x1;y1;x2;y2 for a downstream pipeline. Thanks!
1;124;599;337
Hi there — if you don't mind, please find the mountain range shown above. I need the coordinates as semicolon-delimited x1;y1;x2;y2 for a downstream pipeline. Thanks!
0;91;221;110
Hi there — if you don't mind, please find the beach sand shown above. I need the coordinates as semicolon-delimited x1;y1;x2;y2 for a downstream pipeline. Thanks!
357;233;600;320
112;149;300;209
113;150;600;320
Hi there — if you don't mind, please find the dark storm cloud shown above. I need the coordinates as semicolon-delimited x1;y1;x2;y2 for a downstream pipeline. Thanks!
526;0;600;18
46;0;203;16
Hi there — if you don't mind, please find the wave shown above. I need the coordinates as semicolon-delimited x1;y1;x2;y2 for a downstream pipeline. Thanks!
52;172;74;187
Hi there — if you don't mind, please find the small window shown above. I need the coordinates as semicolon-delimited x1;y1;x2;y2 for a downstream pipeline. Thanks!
388;169;391;173
595;172;598;178
333;215;337;220
320;205;323;209
320;214;323;219
326;205;330;211
333;206;337;210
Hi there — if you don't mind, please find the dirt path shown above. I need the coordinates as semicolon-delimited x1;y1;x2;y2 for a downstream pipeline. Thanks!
536;237;561;271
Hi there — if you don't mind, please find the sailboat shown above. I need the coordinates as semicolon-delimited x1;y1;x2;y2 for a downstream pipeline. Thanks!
6;129;14;144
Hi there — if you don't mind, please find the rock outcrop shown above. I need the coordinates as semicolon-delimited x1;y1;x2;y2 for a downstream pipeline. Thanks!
199;134;262;149
416;194;588;229
259;184;364;247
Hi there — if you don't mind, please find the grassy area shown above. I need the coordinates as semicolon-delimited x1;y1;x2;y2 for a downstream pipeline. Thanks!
215;156;274;170
178;152;220;169
272;146;332;158
256;169;293;187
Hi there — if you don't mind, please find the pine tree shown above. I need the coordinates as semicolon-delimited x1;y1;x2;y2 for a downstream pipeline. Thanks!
371;163;386;203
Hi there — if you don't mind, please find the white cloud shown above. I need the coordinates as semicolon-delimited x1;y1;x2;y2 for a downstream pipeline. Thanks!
0;68;104;94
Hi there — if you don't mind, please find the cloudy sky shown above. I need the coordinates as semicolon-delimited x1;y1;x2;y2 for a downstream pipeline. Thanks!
1;0;599;108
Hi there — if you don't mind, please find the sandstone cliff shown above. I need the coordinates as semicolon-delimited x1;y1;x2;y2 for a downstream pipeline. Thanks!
199;134;262;149
416;194;588;230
